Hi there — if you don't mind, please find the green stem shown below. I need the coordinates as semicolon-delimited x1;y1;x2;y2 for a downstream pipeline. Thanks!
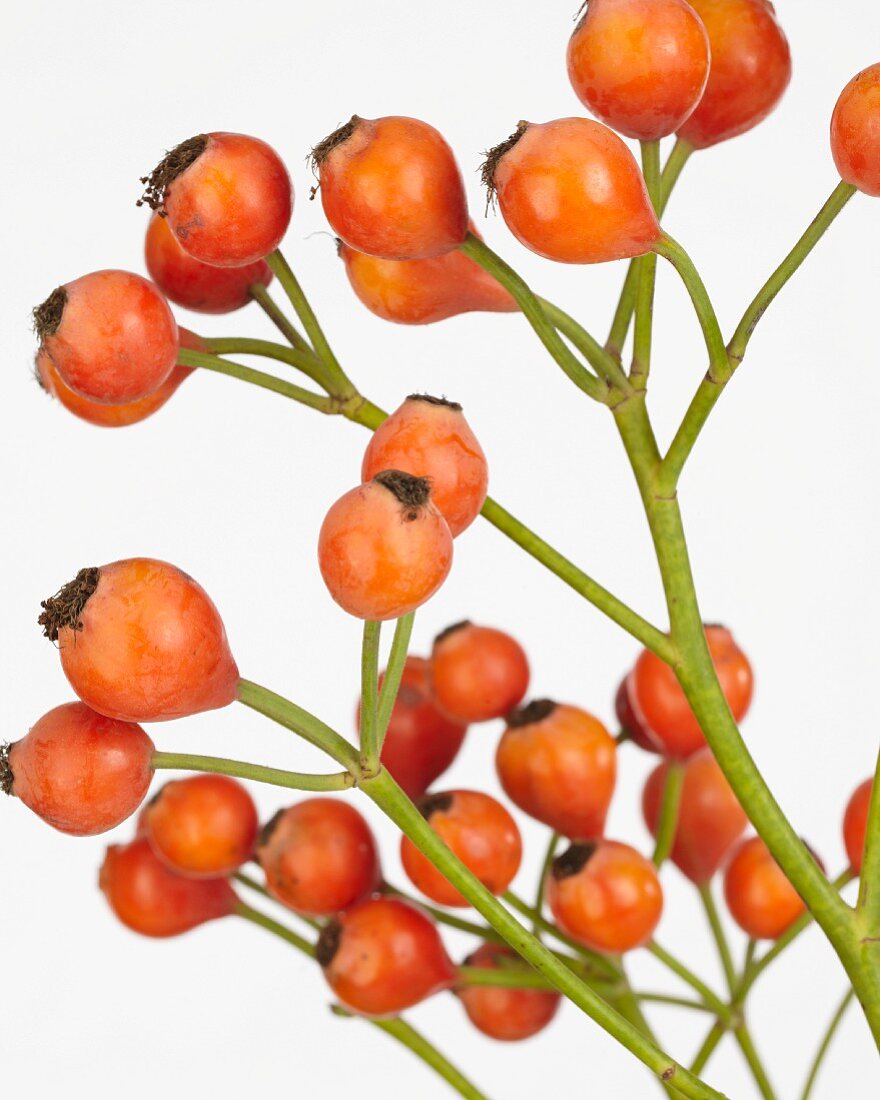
459;233;610;403
177;348;335;414
647;941;732;1024
375;613;415;753
382;883;507;945
502;890;622;981
235;898;316;957
639;994;716;1015
456;965;556;991
151;751;354;792
698;883;737;994
800;989;854;1100
204;335;331;391
614;978;679;1100
536;297;632;393
632;140;661;388
234;871;321;933
690;1025;725;1076
533;831;560;937
857;747;880;929
248;282;313;354
358;620;382;772
652;763;684;868
732;1025;777;1100
606;137;693;358
267;250;355;397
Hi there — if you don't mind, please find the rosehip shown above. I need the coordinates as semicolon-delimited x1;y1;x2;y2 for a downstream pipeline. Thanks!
2;702;153;836
567;0;710;141
831;65;880;197
312;115;468;260
358;656;467;800
495;701;617;839
547;840;664;954
628;625;753;758
724;835;820;940
457;944;561;1041
318;471;453;620
678;0;792;149
33;270;178;403
39;558;239;722
337;222;516;324
642;748;747;883
256;799;380;917
316;897;456;1016
400;790;522;907
143;775;258;878
482;118;661;264
144;213;274;312
361;397;488;537
615;677;662;754
139;132;292;266
100;837;237;938
430;621;529;722
843;779;873;874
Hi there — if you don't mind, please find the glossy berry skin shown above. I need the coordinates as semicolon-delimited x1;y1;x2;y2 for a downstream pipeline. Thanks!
547;840;664;954
314;115;469;260
359;656;467;800
317;897;456;1016
843;779;873;874
430;622;529;722
485;118;661;264
35;327;201;429
318;472;453;620
400;790;522;907
41;558;240;723
567;0;710;141
642;748;747;883
144;133;292;267
457;944;561;1041
4;702;154;836
628;625;753;758
678;0;791;149
338;221;516;324
831;66;880;197
145;213;274;312
35;270;178;404
615;677;662;754
495;701;617;839
144;775;258;878
256;799;381;917
100;837;237;938
724;835;816;939
361;397;488;537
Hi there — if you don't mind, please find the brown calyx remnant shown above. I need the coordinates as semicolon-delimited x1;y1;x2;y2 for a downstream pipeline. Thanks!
258;809;285;849
406;394;463;413
138;135;208;214
573;2;590;32
310;116;361;172
418;792;454;820
38;567;100;642
551;842;598;881
0;742;14;797
480;121;530;206
506;699;557;728
33;287;68;342
434;620;471;646
315;919;343;968
373;470;432;521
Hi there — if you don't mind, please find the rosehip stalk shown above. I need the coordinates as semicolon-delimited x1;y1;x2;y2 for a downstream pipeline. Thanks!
651;762;685;868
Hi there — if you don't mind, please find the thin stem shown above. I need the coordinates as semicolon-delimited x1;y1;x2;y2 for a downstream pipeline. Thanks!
646;942;732;1024
375;613;415;753
632;140;661;388
533;831;560;937
363;768;724;1100
359;620;382;772
800;989;855;1100
459;234;610;403
698;883;737;994
151;751;355;792
235;873;321;931
732;1026;777;1100
502;890;622;982
248;282;313;354
266;250;355;397
536;297;632;393
204;335;332;391
382;883;507;945
235;898;316;957
690;1025;725;1076
652;763;684;868
177;347;335;415
457;966;555;991
638;994;716;1015
857;747;880;929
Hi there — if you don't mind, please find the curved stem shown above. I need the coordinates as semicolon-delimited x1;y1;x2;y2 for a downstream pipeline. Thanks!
363;768;725;1099
800;989;854;1100
698;883;737;994
358;620;382;772
177;347;335;414
375;613;415;753
533;831;560;937
632;140;661;389
151;751;354;792
646;942;732;1024
248;282;313;354
652;763;684;868
204;335;332;391
459;234;610;403
536;297;632;393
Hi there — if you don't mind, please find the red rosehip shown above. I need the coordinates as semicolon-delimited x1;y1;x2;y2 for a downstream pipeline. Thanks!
430;621;529;722
831;65;880;197
457;944;561;1041
724;835;821;940
615;677;663;754
843;779;873;874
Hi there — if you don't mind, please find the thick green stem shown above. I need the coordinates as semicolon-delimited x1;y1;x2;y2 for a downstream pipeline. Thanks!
632;140;661;388
363;768;725;1099
204;335;331;391
382;882;506;945
800;989;854;1100
375;613;415;753
857;747;880;930
459;233;610;403
248;283;313;354
358;620;382;772
177;348;335;414
698;884;737;994
652;763;684;868
151;751;354;792
502;890;622;982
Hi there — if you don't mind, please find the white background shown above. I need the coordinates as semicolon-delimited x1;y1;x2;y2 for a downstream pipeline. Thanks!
3;2;880;1096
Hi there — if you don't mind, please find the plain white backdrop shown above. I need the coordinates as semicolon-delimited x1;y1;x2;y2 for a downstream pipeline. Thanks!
3;1;880;1096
